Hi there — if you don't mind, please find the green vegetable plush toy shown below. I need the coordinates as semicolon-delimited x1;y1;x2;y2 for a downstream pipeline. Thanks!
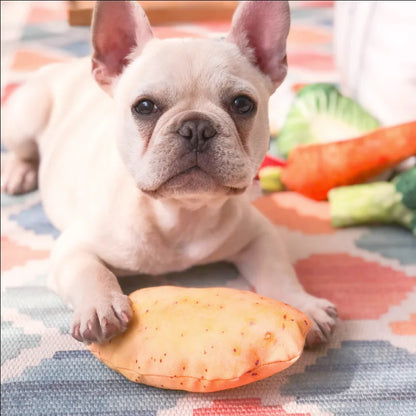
274;83;380;158
329;167;416;234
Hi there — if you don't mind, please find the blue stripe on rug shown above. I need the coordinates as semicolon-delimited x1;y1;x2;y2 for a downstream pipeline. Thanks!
355;226;416;265
280;340;416;415
2;350;186;415
10;202;60;238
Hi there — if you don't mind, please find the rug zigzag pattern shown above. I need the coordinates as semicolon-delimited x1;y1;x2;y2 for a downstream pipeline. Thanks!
1;2;415;415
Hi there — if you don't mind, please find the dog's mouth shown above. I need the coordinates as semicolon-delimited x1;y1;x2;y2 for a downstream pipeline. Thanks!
165;166;212;188
141;166;246;197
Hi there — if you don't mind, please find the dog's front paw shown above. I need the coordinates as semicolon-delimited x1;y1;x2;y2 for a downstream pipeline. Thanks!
71;292;132;344
301;296;338;348
1;153;38;195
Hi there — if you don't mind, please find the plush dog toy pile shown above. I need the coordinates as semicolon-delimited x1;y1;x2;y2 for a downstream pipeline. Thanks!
259;84;416;234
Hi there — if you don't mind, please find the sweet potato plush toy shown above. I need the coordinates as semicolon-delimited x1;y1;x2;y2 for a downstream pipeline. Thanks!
89;286;311;392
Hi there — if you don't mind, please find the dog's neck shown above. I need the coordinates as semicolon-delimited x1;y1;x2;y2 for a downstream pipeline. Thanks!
147;193;230;226
141;192;239;241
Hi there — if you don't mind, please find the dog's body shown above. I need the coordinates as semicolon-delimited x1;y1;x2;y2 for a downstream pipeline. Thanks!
1;1;337;346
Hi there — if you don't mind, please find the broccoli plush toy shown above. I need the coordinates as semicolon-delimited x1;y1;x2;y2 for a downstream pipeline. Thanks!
329;167;416;234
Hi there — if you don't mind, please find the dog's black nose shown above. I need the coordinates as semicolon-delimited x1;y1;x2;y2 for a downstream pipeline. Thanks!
177;118;217;152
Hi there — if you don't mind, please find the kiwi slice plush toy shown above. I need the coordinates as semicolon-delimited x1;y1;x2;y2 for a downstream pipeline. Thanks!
274;83;380;158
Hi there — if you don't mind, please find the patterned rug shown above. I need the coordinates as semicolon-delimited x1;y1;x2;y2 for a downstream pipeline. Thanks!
1;2;416;415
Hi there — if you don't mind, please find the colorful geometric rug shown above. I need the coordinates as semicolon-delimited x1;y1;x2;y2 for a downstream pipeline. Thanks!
2;2;416;415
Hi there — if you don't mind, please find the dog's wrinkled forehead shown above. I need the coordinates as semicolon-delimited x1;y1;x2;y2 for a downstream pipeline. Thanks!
116;38;270;106
91;1;290;96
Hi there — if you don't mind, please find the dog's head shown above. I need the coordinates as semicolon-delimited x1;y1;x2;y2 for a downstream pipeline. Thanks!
91;1;290;199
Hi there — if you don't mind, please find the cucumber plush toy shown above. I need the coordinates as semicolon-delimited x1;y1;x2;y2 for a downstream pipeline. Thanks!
329;167;416;234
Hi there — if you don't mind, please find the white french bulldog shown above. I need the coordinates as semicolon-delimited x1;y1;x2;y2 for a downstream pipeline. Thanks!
1;1;337;346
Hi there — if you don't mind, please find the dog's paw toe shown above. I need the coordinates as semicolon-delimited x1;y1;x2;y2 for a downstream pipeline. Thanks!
302;297;337;348
71;293;132;344
1;153;38;195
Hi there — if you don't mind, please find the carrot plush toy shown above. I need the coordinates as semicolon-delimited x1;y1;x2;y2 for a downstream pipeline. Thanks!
259;121;416;200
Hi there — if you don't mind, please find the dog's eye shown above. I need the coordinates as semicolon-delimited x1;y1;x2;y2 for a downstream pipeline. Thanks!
133;99;158;116
231;95;255;115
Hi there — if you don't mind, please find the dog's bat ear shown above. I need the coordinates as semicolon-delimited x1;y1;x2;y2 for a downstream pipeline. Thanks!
227;1;290;92
91;1;153;94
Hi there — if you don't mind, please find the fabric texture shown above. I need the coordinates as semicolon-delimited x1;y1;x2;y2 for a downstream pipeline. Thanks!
1;2;415;415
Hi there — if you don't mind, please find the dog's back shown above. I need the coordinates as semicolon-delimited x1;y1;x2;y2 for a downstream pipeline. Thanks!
2;57;122;228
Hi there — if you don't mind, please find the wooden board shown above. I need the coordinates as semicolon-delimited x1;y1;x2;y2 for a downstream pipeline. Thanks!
67;1;238;26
